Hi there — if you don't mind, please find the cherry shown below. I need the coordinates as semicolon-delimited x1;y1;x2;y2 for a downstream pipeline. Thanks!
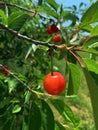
53;34;62;42
43;72;66;95
47;24;59;34
47;26;53;34
51;24;59;33
2;65;9;75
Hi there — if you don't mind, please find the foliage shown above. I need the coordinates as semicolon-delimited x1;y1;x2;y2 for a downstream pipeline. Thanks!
0;0;98;130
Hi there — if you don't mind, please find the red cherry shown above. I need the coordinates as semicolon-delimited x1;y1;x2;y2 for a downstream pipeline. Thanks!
51;24;59;33
2;65;9;75
43;72;66;95
47;26;53;34
53;34;62;42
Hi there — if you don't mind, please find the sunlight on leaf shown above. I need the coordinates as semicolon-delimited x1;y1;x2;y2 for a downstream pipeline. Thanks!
12;105;21;113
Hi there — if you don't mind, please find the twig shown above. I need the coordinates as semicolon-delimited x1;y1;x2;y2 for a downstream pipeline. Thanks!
0;64;44;96
0;1;49;20
0;1;35;13
57;44;67;50
68;50;83;67
0;23;57;49
73;47;88;53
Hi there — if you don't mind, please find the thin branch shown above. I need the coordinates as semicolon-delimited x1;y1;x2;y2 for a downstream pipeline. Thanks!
0;23;57;49
0;64;44;96
0;1;48;19
57;44;67;50
68;50;83;67
0;1;35;14
73;47;88;53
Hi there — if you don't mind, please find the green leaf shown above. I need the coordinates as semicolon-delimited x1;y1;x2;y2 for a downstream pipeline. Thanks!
0;9;8;25
81;24;93;32
42;4;58;18
87;48;98;55
25;44;38;59
29;102;41;130
79;2;85;8
90;72;98;85
91;25;98;36
25;46;33;60
82;36;98;47
0;74;5;80
10;98;20;103
46;0;59;11
8;11;29;31
89;42;98;48
7;11;29;41
51;99;80;127
18;74;27;82
83;58;98;74
67;52;77;64
60;4;63;16
67;63;82;95
62;11;78;26
81;1;98;26
8;79;17;93
12;105;21;113
41;100;55;130
82;67;98;130
32;16;40;25
24;91;31;104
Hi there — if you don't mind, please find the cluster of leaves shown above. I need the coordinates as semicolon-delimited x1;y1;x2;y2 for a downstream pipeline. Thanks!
0;0;98;130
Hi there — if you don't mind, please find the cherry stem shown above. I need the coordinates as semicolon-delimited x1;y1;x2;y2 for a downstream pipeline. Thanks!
51;56;54;76
49;48;54;76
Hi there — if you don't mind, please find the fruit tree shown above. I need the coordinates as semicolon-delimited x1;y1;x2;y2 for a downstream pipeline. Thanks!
0;0;98;130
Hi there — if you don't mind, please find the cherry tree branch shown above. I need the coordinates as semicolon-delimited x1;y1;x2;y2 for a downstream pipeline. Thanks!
68;49;83;67
0;23;57;49
0;1;34;13
0;1;49;20
0;64;45;96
